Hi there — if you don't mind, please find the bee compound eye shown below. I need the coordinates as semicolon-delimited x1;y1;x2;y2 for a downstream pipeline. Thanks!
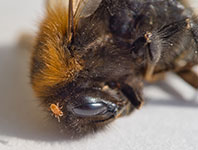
72;102;118;117
72;102;107;117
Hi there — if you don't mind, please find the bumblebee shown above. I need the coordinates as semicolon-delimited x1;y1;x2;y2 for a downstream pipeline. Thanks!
30;0;198;136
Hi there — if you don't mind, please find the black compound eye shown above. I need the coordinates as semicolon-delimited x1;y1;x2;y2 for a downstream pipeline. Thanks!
70;96;118;117
72;102;108;117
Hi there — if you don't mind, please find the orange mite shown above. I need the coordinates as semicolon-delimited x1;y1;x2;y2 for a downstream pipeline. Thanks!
50;103;63;122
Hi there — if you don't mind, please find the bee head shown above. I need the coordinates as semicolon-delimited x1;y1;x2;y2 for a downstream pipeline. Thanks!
31;0;136;136
43;81;129;136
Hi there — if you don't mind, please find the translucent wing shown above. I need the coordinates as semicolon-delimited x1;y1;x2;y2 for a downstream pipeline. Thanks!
46;0;102;42
46;0;102;17
74;0;102;18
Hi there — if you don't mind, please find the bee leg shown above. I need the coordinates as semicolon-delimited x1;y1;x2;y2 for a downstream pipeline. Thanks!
105;81;144;109
143;31;166;82
176;68;198;89
143;18;198;83
119;83;144;109
144;63;166;83
106;81;144;109
173;18;198;88
131;31;165;82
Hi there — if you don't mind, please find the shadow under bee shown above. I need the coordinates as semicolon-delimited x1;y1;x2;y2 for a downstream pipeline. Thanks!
0;46;74;142
144;79;198;108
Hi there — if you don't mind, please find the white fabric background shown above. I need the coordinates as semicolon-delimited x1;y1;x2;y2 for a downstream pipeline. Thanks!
0;0;198;150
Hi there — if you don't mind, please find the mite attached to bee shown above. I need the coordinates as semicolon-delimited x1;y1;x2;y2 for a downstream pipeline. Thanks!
30;0;198;136
50;103;64;122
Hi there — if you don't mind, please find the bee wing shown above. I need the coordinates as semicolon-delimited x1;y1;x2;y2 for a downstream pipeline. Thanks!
74;0;102;18
46;0;102;17
46;0;102;42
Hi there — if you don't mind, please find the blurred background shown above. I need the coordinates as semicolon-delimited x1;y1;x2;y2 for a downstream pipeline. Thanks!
0;0;43;46
0;0;197;150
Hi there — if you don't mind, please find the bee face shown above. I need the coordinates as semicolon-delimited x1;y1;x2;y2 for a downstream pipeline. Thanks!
45;82;135;135
31;0;198;136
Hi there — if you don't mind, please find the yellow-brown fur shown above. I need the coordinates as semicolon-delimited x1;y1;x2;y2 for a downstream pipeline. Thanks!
31;4;83;97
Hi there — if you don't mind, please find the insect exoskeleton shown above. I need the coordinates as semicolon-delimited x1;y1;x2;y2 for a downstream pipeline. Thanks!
50;103;64;122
